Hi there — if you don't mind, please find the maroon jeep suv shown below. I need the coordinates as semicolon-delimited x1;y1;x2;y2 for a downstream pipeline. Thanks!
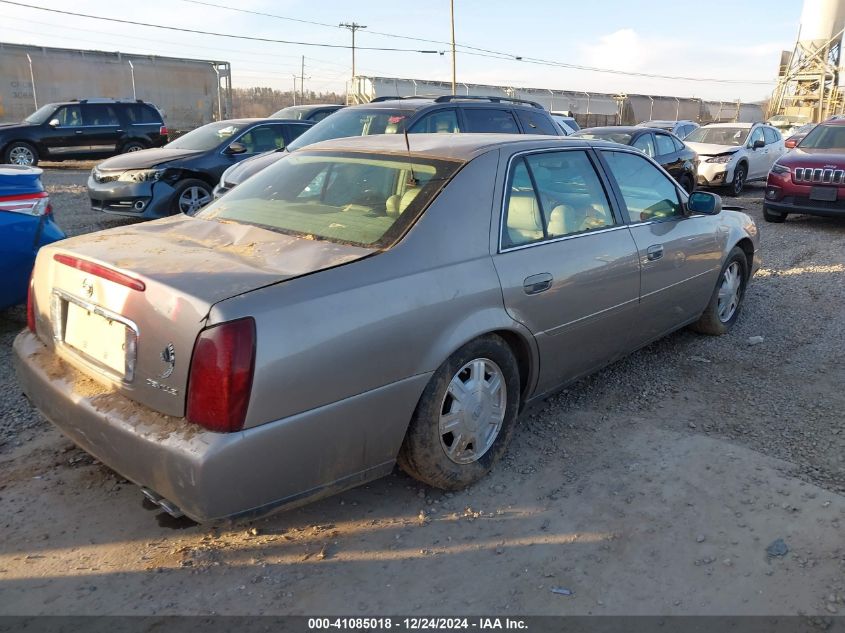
764;119;845;222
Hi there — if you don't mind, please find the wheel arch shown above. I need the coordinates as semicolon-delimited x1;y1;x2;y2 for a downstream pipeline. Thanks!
734;237;755;277
170;169;217;188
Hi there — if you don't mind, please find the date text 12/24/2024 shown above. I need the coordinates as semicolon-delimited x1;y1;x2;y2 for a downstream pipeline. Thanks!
307;618;528;630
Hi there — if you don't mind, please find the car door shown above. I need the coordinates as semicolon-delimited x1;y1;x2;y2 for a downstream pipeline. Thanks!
763;126;785;169
81;104;122;156
40;105;86;158
221;123;288;179
654;132;682;179
491;148;641;394
746;127;769;179
598;149;722;346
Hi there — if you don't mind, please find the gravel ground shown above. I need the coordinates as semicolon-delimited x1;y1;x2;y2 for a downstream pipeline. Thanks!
0;170;844;616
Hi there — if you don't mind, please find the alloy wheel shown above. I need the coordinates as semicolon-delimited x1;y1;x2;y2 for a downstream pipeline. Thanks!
732;166;746;195
178;186;212;214
717;262;742;322
9;146;35;166
438;358;507;465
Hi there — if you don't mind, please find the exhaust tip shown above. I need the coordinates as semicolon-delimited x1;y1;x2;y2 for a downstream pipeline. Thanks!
140;486;184;518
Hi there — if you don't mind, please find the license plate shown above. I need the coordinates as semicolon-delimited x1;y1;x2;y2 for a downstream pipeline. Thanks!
810;186;837;202
64;301;128;376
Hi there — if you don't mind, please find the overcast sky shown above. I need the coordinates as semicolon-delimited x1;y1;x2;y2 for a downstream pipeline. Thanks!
0;0;804;102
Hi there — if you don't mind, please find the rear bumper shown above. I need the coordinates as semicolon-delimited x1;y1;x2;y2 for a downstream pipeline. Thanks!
87;176;178;220
14;331;426;522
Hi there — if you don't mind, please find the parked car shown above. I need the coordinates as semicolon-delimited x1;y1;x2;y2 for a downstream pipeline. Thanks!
763;118;845;222
1;99;168;166
270;104;344;122
685;122;785;195
87;118;313;218
784;123;816;149
0;166;65;309
637;120;699;139
767;114;811;138
16;134;759;522
215;95;565;196
571;126;698;193
550;113;580;135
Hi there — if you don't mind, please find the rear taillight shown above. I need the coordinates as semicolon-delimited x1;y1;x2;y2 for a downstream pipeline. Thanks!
0;192;50;217
785;139;797;149
160;125;169;138
26;274;36;333
53;253;146;292
186;318;256;433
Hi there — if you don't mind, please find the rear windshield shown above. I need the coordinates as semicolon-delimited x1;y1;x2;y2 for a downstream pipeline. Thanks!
197;151;462;248
686;127;749;146
573;130;633;144
798;124;845;149
165;121;248;151
271;106;310;120
287;109;414;151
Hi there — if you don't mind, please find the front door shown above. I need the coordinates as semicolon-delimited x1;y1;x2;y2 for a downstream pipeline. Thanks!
492;148;641;394
598;149;722;346
81;104;122;156
41;105;87;158
746;127;770;179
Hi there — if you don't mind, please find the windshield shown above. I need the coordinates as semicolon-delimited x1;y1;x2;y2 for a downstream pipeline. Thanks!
686;127;749;146
165;121;248;151
798;124;845;149
573;130;633;144
197;151;462;248
287;109;413;151
24;104;58;124
271;106;310;120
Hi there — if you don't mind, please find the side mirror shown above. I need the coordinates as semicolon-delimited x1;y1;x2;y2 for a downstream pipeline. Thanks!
753;139;765;149
225;141;247;155
48;119;60;127
687;191;722;215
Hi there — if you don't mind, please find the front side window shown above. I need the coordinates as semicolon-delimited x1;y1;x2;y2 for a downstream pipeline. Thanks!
602;151;682;223
763;127;779;145
54;105;82;127
632;133;656;157
409;109;460;134
655;133;676;156
463;108;519;134
502;150;615;248
237;125;286;153
197;151;462;248
748;127;765;147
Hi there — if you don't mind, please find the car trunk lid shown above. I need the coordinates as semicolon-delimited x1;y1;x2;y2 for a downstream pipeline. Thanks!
30;215;375;418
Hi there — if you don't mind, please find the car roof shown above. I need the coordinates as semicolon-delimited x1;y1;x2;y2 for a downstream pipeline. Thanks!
298;133;612;161
704;122;755;128
576;126;648;134
350;98;544;112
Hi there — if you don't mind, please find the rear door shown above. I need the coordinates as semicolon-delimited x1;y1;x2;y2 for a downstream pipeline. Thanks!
763;126;785;169
654;132;682;179
491;148;641;394
81;104;122;156
598;149;721;346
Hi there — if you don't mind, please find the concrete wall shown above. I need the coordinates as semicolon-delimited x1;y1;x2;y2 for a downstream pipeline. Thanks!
0;42;230;130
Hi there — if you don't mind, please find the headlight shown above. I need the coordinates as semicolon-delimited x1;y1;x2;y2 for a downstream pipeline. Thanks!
705;154;734;164
770;163;790;175
118;169;165;183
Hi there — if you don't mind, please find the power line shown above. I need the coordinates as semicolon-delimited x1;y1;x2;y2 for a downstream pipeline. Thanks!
0;1;440;53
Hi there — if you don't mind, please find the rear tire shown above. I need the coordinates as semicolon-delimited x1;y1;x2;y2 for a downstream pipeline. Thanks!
690;246;748;336
397;335;521;490
4;141;38;166
763;205;787;223
122;141;146;153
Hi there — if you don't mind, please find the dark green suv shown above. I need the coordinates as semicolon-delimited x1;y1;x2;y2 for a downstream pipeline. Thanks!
1;99;168;166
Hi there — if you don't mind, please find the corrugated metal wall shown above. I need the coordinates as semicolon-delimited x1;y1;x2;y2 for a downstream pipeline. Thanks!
352;76;764;126
0;42;231;130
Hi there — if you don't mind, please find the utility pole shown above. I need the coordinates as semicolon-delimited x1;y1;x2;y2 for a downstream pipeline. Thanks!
300;55;305;104
339;21;367;96
450;0;456;95
291;75;298;105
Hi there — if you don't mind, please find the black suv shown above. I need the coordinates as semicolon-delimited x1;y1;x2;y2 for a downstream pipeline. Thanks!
1;99;168;166
270;104;345;122
215;95;564;196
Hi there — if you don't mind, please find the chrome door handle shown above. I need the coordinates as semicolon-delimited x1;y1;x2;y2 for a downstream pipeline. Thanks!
646;244;664;261
74;130;84;134
523;273;553;295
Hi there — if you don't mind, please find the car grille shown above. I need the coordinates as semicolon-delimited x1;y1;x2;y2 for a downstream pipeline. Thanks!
781;195;845;211
793;167;845;185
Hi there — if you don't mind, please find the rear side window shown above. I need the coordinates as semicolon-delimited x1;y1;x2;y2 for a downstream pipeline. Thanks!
409;109;461;133
463;108;519;134
83;104;119;126
502;150;615;248
514;109;558;135
125;104;163;124
632;133;656;157
654;133;676;156
602;151;682;223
